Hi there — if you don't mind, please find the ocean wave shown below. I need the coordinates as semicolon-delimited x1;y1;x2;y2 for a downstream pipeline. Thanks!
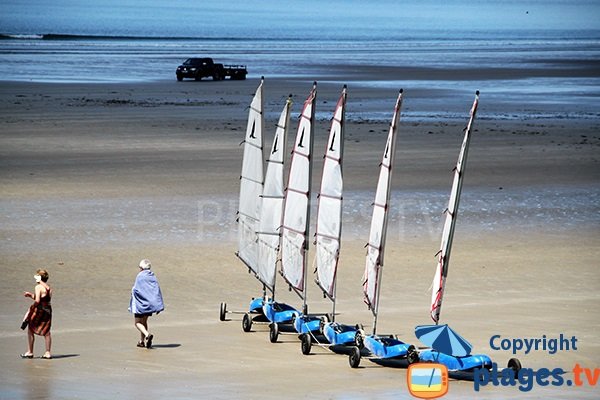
0;33;257;41
0;34;44;40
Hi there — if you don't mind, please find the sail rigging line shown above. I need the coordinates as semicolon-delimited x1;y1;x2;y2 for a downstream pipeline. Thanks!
248;104;262;115
317;192;341;201
315;231;340;242
239;175;263;185
430;90;480;325
362;89;403;336
323;154;341;164
280;82;317;306
282;225;305;236
286;186;309;196
314;85;347;311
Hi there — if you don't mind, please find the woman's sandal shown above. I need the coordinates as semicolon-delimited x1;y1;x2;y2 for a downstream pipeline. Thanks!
137;341;145;348
41;354;52;359
20;353;34;359
145;334;153;349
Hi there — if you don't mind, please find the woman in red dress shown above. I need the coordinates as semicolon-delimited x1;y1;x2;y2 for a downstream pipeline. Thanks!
21;269;52;359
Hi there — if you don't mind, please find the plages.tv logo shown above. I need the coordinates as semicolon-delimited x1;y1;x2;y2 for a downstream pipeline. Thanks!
475;333;599;392
407;363;449;399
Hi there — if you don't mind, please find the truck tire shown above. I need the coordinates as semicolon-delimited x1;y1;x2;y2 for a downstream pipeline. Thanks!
176;74;183;82
232;71;246;80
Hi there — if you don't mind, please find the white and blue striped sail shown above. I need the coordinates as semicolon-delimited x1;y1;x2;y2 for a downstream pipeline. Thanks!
237;79;265;274
430;91;479;324
280;83;317;296
256;96;292;293
363;90;403;321
314;86;346;300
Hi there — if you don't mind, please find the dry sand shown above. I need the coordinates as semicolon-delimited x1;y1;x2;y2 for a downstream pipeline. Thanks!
0;78;599;399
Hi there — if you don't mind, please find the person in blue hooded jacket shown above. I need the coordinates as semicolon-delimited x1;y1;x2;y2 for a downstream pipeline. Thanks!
129;259;164;348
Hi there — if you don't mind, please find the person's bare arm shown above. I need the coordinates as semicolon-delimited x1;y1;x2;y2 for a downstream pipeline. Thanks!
33;285;44;303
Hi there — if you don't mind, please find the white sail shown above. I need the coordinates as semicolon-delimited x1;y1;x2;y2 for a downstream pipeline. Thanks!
256;96;292;292
237;79;265;274
363;90;403;315
314;86;346;300
431;91;480;324
280;83;317;295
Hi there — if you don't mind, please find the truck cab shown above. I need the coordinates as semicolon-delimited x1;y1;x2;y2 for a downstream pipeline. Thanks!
176;58;247;81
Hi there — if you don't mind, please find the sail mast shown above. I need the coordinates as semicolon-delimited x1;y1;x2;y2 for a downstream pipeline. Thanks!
430;91;480;324
314;86;347;319
237;78;265;275
363;89;403;336
256;95;292;297
280;82;317;311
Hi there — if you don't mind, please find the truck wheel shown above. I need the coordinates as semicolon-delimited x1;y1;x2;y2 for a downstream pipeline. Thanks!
176;74;183;82
195;74;202;81
212;73;221;81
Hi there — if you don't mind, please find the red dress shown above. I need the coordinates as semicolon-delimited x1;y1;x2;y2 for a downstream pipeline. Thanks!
27;289;52;336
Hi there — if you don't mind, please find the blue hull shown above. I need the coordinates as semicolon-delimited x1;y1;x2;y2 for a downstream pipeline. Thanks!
365;335;413;359
419;350;492;371
248;297;264;314
262;300;299;324
323;323;358;346
293;314;321;334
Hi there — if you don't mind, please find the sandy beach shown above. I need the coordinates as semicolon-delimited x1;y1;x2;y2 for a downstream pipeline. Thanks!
0;76;599;399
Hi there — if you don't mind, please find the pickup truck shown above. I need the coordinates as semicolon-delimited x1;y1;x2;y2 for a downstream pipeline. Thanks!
176;58;247;81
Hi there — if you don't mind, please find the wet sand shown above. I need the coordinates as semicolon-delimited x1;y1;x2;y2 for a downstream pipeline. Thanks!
0;78;599;399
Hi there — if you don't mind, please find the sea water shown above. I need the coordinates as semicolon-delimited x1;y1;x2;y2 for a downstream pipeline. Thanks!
1;1;599;120
1;1;599;92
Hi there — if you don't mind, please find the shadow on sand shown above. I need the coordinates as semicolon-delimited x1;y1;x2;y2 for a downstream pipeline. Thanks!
45;354;80;359
149;344;181;349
